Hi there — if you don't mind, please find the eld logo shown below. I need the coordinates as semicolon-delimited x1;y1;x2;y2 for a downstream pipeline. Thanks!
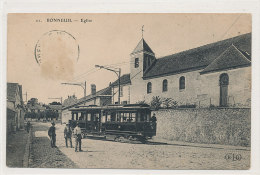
225;153;242;161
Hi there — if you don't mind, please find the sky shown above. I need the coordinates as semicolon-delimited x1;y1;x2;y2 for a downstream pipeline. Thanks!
7;13;251;104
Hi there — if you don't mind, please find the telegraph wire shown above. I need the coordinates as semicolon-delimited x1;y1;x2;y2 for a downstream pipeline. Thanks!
219;14;242;40
69;60;136;82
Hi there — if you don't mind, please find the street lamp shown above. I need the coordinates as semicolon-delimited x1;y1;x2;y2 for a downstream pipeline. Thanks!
61;81;86;97
95;65;121;104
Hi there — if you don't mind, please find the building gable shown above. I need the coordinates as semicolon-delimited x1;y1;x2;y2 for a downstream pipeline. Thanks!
200;44;251;74
111;74;131;87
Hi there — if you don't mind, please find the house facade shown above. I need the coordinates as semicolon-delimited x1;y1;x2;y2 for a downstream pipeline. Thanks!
7;83;25;133
110;74;131;104
129;33;251;107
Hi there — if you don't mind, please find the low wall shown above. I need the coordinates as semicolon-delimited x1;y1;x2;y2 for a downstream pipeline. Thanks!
153;108;251;147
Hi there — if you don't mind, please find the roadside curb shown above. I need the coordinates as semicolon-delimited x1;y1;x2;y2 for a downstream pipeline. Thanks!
23;128;33;167
151;137;250;151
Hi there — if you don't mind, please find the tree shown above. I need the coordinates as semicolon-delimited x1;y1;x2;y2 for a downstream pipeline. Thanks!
150;96;162;110
162;98;178;109
136;100;148;105
27;98;39;106
45;109;59;120
49;101;61;105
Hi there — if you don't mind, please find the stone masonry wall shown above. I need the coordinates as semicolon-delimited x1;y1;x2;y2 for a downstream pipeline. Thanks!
153;108;250;147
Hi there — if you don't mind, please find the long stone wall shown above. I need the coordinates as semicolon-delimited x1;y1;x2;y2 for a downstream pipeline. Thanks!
153;108;250;147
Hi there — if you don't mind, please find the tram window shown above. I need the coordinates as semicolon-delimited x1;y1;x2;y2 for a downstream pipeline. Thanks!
129;113;136;122
119;113;124;122
124;113;129;122
101;115;106;123
87;113;91;121
107;114;111;122
146;113;151;121
94;113;99;121
79;113;83;120
136;113;140;122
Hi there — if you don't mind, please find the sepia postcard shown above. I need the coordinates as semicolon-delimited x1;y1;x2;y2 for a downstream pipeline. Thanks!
4;12;254;171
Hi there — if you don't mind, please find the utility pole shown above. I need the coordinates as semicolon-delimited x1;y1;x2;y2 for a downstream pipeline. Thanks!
95;65;121;104
61;81;86;97
23;92;27;103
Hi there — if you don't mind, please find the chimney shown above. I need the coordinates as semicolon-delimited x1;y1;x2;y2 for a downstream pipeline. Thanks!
91;84;96;95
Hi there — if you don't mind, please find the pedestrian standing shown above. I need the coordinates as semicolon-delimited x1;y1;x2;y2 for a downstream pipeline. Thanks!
26;121;31;133
74;123;82;152
48;122;57;148
64;123;73;148
151;113;157;123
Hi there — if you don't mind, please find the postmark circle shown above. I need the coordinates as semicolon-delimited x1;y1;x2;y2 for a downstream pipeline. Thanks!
35;30;80;65
34;30;80;80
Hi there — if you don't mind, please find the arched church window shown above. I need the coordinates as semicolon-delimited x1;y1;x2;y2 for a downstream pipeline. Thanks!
135;58;139;68
179;76;185;90
162;79;168;92
147;82;152;94
219;73;229;107
219;73;229;86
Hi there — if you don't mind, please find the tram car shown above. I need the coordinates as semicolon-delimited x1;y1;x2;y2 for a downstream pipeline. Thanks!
68;104;156;141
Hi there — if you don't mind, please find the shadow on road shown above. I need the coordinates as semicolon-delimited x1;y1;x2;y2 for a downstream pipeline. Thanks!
30;123;78;168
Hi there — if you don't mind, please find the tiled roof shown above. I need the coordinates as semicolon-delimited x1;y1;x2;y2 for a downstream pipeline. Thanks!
7;83;19;102
49;105;62;110
63;86;112;109
63;96;78;108
77;86;112;104
111;74;131;86
131;38;154;54
143;33;251;79
200;44;251;74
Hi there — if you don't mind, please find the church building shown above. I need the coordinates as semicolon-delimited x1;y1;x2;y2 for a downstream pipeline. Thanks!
128;33;251;107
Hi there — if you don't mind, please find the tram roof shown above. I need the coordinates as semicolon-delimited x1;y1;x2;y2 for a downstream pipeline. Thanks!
69;104;150;112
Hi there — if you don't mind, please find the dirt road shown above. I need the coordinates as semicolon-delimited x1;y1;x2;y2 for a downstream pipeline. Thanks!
30;122;250;169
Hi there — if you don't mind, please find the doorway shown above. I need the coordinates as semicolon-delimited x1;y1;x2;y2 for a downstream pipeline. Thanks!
219;73;229;107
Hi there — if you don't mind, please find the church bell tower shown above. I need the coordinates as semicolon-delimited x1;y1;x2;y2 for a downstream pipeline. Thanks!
130;38;156;80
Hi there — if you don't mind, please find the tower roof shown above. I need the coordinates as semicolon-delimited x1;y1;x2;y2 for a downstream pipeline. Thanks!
131;38;154;55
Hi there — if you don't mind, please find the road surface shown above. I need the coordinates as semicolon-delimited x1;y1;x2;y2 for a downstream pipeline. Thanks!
30;122;250;169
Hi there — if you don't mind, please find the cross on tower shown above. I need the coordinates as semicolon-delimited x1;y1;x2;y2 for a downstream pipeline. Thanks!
142;25;144;38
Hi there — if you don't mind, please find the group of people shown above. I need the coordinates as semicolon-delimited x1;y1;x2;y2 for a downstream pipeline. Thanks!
47;113;157;151
48;122;83;152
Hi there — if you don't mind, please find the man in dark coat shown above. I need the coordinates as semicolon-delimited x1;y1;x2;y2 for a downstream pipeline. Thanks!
48;122;57;148
151;113;157;123
64;123;73;148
